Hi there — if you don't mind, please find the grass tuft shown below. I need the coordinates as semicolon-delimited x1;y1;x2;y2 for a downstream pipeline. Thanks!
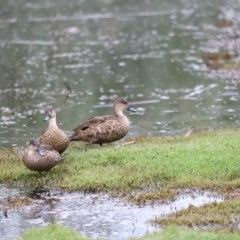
131;225;240;240
21;224;89;240
153;199;240;230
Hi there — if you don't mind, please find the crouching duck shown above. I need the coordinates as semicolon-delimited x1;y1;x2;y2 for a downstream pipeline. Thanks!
23;139;62;172
39;106;69;154
69;98;136;146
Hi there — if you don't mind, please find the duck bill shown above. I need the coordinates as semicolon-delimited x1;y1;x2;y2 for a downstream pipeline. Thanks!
127;106;137;112
44;114;50;122
36;146;44;157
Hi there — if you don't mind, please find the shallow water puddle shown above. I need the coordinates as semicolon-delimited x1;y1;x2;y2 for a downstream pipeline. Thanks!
0;184;223;240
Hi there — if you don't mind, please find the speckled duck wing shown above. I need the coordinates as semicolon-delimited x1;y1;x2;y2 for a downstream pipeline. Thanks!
40;144;61;164
40;144;56;151
72;115;115;132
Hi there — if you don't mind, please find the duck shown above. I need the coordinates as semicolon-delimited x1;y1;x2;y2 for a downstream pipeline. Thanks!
23;139;62;172
39;106;69;154
69;98;136;146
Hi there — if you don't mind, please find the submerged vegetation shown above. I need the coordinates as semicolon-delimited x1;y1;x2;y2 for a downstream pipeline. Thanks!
202;51;235;70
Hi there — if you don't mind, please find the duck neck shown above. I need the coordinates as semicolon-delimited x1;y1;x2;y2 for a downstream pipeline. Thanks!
27;147;35;155
49;117;58;127
114;109;124;118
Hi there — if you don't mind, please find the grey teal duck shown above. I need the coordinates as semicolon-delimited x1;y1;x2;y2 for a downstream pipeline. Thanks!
69;98;136;145
23;139;61;172
39;106;69;154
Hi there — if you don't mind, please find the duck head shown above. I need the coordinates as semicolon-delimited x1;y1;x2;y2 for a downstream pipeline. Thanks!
113;98;137;116
29;139;44;157
44;106;56;122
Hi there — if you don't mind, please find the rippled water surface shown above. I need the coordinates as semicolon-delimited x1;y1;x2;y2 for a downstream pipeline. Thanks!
1;0;240;147
0;184;223;240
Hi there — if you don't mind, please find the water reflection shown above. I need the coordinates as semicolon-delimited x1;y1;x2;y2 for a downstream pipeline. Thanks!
0;0;240;148
0;184;223;240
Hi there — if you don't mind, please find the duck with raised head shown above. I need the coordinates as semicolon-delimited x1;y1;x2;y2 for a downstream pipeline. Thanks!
70;98;136;146
23;139;61;172
39;106;69;154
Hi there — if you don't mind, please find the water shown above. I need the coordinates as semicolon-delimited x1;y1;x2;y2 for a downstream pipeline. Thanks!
0;184;223;240
1;0;240;147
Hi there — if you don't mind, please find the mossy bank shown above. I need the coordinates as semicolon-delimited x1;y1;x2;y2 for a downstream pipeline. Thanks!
1;129;240;194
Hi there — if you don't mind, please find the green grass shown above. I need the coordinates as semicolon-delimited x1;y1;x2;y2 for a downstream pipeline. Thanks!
21;224;89;240
132;226;240;240
1;129;240;194
21;224;240;240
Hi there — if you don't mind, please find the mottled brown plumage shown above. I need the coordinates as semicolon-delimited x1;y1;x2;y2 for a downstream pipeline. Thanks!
23;139;61;172
70;98;136;145
39;106;69;154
